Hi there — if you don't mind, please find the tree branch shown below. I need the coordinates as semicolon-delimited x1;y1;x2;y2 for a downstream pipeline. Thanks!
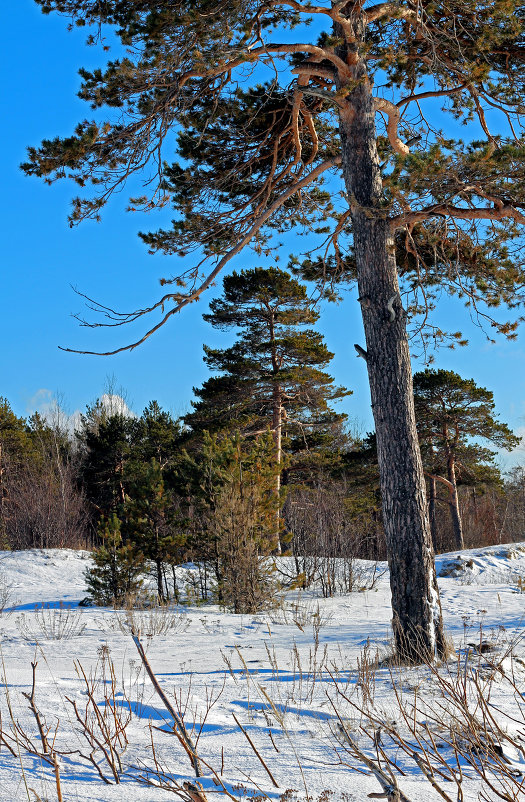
59;156;342;355
394;203;525;227
373;98;410;154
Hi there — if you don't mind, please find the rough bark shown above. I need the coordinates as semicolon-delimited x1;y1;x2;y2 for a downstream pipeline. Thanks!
446;454;464;550
428;475;438;553
270;313;283;554
336;15;446;662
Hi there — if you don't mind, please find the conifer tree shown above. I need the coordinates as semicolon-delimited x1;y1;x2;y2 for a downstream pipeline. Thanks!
85;513;145;606
179;430;282;607
129;401;183;470
24;0;525;660
186;267;349;540
0;400;37;547
413;369;519;551
124;458;185;602
77;404;133;522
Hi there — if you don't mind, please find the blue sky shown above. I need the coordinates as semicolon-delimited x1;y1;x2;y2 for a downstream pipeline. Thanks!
2;2;524;465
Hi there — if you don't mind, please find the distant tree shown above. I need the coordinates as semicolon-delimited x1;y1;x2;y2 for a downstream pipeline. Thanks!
129;401;183;469
85;513;145;606
208;433;281;613
0;401;88;549
501;466;525;543
413;369;520;550
124;458;185;602
77;402;133;522
185;267;350;545
342;433;385;560
0;400;36;546
180;430;282;609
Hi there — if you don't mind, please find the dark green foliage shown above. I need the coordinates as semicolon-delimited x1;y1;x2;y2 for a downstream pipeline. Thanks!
342;433;385;559
85;513;145;606
413;368;520;548
128;401;182;468
124;458;186;602
76;403;133;520
413;369;519;471
0;398;38;470
185;267;350;480
77;399;188;600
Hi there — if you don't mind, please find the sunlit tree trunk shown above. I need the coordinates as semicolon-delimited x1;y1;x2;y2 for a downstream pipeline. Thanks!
336;16;446;662
446;451;465;550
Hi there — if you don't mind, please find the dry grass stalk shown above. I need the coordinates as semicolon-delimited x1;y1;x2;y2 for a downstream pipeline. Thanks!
232;711;279;787
65;648;132;784
326;634;525;802
16;602;86;641
131;629;202;777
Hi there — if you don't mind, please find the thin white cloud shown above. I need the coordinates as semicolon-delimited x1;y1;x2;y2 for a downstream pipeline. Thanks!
27;389;135;434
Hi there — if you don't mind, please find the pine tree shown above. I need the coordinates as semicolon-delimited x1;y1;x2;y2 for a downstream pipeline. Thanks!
124;458;185;602
25;0;525;660
0;400;38;548
129;401;183;470
201;431;281;613
186;267;349;545
413;369;519;551
77;403;133;522
85;513;145;606
178;429;282;608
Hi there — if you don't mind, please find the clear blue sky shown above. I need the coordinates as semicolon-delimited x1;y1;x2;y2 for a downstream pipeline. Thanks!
2;2;524;465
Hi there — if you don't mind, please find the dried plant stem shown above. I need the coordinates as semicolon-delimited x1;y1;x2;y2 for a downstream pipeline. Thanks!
232;712;279;788
53;753;63;802
131;631;201;777
336;720;412;802
22;662;50;755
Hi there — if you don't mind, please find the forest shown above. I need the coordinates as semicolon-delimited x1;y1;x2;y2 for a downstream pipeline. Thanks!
1;265;523;614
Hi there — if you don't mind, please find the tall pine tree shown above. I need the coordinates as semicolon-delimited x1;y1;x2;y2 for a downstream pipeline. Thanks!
413;369;519;551
187;268;349;462
24;0;525;659
185;266;350;546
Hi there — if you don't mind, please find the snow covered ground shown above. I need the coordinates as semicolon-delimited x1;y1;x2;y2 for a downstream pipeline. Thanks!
0;544;524;802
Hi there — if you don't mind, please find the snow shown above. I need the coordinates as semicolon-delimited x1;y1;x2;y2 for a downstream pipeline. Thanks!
0;544;524;801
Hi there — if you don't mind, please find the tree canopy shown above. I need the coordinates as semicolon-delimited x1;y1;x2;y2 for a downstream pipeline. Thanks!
24;0;525;352
186;267;349;471
413;368;519;548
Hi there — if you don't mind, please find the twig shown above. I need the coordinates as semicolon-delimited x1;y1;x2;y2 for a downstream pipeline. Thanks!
131;630;202;777
232;712;279;788
22;662;50;755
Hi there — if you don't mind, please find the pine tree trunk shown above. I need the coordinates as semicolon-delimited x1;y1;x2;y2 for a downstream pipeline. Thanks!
446;455;464;550
270;313;282;554
336;16;445;662
156;555;164;602
428;475;438;552
271;383;282;553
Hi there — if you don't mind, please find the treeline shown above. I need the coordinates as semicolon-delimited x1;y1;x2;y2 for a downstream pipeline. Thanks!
1;268;523;609
0;391;524;606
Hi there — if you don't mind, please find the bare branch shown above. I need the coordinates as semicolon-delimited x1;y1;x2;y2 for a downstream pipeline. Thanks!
373;98;410;155
59;156;341;355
